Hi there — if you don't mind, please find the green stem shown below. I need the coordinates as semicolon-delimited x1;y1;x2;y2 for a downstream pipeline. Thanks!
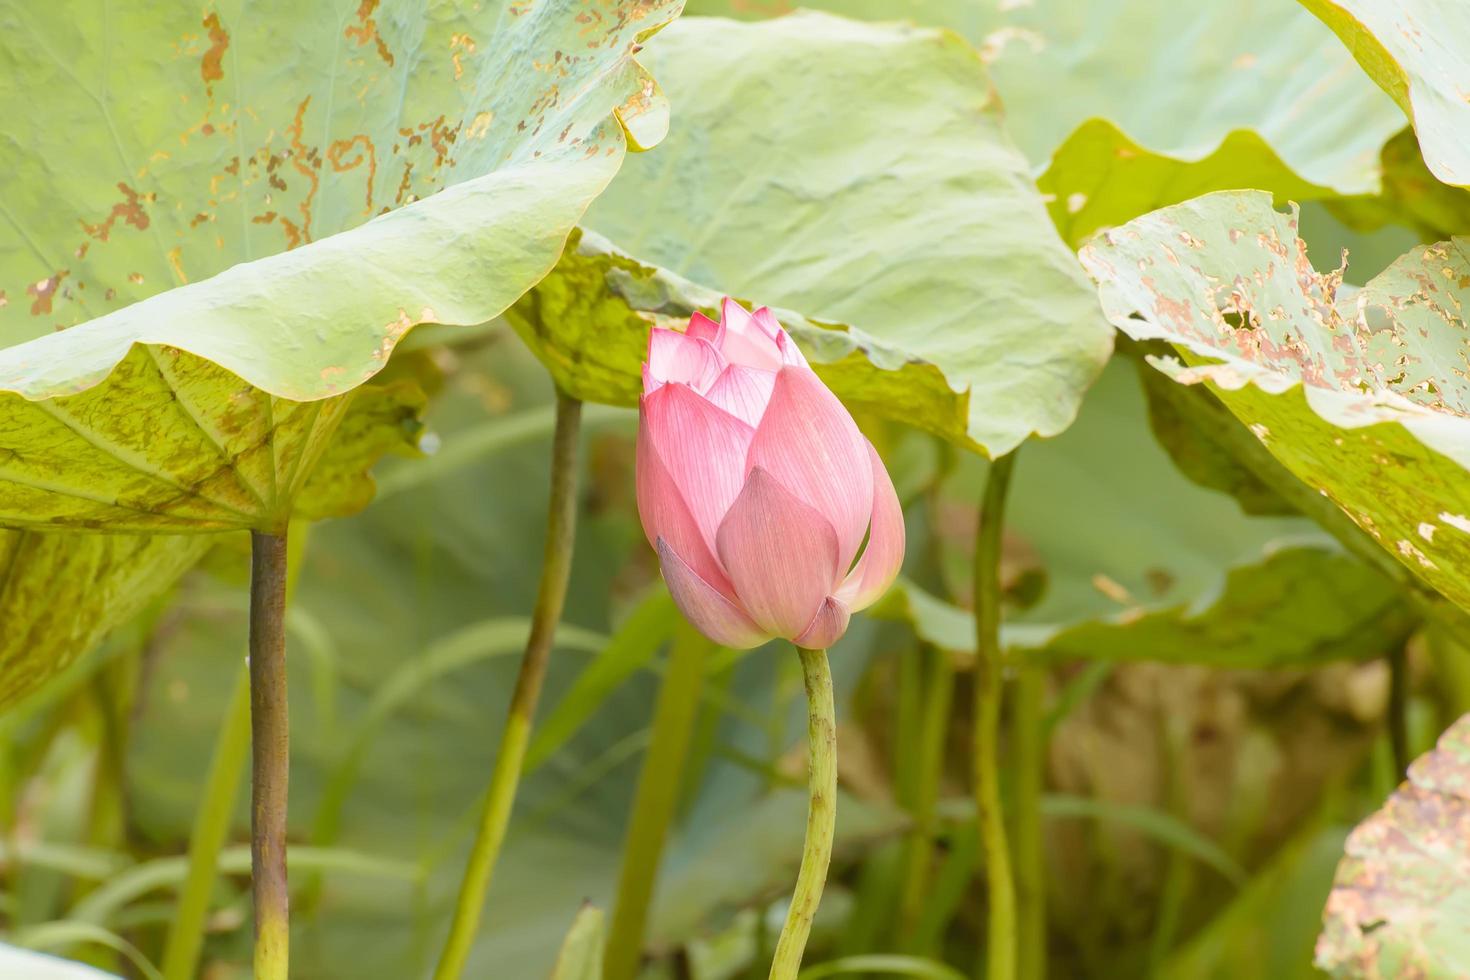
1011;666;1045;980
899;645;954;948
768;646;837;980
603;622;708;980
161;669;250;980
973;451;1017;980
249;529;291;980
1388;644;1411;779
434;390;583;980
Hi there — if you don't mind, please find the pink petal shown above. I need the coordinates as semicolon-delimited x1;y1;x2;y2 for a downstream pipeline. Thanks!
794;596;851;649
637;409;737;597
836;441;906;611
647;327;724;391
745;367;874;570
751;306;783;341
719;297;782;371
776;329;809;368
687;311;723;344
658;538;770;649
704;365;776;427
640;382;755;554
716;467;840;639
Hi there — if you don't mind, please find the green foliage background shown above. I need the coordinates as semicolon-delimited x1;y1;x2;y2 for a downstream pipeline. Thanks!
2;0;1470;978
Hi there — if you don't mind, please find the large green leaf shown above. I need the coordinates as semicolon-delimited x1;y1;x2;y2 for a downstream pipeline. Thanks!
510;231;969;446
1080;190;1470;612
1300;0;1470;188
572;12;1111;455
683;1;1405;245
0;532;209;708
0;380;420;706
0;0;678;348
871;359;1413;668
0;0;679;534
1316;713;1470;977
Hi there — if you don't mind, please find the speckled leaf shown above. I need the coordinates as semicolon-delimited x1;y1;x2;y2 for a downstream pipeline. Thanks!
868;360;1412;667
0;0;677;531
509;230;969;446
0;379;421;706
1300;0;1470;188
1081;190;1470;612
0;531;210;706
578;12;1112;455
0;349;428;532
1316;712;1470;977
684;0;1405;245
0;0;679;350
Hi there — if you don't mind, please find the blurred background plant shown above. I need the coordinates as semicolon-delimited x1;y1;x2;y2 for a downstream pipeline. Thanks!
2;0;1469;978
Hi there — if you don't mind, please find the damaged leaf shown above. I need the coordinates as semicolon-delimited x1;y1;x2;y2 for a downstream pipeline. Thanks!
871;360;1412;668
580;12;1112;455
0;0;680;349
1316;712;1470;977
1081;190;1470;612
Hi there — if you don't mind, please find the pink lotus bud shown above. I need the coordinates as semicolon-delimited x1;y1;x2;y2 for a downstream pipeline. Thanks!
636;298;906;650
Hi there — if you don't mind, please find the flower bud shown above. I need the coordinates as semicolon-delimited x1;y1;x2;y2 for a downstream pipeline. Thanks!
636;299;905;649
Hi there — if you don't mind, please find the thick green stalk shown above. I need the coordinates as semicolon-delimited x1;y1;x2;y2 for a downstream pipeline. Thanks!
434;390;583;980
603;622;708;980
249;529;291;980
768;646;837;980
1011;666;1045;980
973;451;1017;980
899;644;955;947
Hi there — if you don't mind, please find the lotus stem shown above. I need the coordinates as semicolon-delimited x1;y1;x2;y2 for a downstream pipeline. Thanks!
973;450;1017;980
604;620;707;980
899;643;956;948
1388;644;1411;778
768;645;837;980
249;529;291;980
162;666;250;980
1011;665;1046;980
434;389;582;980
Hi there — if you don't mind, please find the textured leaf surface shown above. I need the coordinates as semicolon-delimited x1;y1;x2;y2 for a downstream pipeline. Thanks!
0;380;419;707
871;362;1411;667
579;13;1112;455
0;0;678;353
684;0;1404;243
0;354;424;533
1081;191;1470;612
511;231;970;445
1316;713;1470;977
0;0;677;531
0;532;209;707
1301;0;1470;187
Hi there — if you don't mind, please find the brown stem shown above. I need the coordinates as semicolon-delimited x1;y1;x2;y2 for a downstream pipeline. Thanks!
250;529;290;980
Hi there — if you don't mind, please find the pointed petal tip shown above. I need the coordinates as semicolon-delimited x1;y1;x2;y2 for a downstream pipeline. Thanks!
795;596;851;649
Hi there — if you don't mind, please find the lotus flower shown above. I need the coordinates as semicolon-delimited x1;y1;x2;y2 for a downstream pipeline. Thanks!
637;299;905;650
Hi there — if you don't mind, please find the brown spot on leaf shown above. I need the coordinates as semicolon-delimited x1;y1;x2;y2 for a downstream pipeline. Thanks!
27;271;68;315
200;13;230;91
327;135;378;215
80;183;152;242
345;0;394;66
